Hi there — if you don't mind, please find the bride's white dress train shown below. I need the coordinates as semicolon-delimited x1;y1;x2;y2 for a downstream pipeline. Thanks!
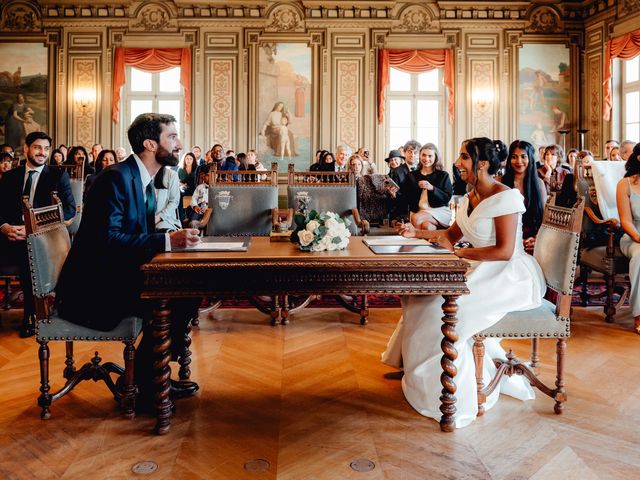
382;189;545;428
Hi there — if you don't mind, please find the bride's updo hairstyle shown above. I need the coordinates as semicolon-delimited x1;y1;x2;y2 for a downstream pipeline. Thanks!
463;137;508;181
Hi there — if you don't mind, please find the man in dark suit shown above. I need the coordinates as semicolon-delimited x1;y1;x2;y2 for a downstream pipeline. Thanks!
56;113;201;401
385;149;411;221
0;131;76;337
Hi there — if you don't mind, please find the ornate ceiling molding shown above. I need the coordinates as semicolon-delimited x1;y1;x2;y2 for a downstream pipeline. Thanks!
621;0;640;15
395;4;438;33
1;1;42;32
526;5;563;34
129;1;178;32
265;3;305;32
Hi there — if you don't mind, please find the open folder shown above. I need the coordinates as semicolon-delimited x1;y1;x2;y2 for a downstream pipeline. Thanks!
173;237;250;252
363;236;452;254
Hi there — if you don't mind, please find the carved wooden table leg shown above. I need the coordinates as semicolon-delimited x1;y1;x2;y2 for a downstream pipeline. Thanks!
439;295;459;432
152;299;173;435
178;320;192;380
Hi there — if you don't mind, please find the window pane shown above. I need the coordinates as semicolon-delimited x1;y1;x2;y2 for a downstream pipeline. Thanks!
389;100;411;127
626;91;640;123
130;100;152;125
130;68;152;92
389;68;410;91
626;57;640;83
390;128;411;152
417;100;439;128
159;100;181;132
417;127;439;145
418;70;439;91
159;67;181;92
626;123;640;144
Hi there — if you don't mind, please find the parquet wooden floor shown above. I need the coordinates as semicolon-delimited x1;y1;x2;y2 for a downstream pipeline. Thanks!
0;305;638;480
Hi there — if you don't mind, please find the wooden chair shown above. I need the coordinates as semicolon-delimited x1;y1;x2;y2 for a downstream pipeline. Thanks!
23;194;142;419
285;165;370;325
473;196;583;416
574;160;629;323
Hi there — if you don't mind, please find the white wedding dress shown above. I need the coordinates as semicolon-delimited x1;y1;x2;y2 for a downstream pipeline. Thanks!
382;188;545;428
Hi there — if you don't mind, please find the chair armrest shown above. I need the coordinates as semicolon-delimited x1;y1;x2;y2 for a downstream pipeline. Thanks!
198;208;213;235
584;206;619;228
351;208;370;235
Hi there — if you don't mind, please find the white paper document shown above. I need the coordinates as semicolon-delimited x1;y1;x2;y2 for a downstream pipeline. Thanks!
363;236;430;246
183;242;247;251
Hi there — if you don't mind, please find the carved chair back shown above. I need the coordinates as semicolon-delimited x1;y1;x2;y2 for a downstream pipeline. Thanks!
52;163;84;236
205;162;278;236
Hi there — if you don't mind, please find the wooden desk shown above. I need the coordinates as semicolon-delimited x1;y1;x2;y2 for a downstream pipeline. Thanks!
141;237;469;434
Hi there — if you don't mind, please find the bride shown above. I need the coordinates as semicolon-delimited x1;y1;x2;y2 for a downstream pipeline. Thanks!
383;137;546;428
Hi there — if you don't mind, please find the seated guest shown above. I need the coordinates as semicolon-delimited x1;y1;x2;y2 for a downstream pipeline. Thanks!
385;149;411;221
407;143;453;230
178;152;196;196
603;139;619;161
537;144;567;195
501;140;546;253
403;140;421;171
84;149;116;200
349;154;366;178
616;142;640;334
188;171;209;228
50;148;65;166
609;146;622;162
56;113;201;402
154;166;181;232
566;148;578;171
65;145;94;178
0;152;13;180
0;131;76;337
310;149;324;171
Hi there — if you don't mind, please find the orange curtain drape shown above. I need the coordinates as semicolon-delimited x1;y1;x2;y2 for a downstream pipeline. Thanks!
112;47;191;124
603;30;640;121
377;49;454;125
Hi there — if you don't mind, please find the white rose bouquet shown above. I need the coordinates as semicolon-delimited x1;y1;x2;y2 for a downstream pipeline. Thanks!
292;210;351;252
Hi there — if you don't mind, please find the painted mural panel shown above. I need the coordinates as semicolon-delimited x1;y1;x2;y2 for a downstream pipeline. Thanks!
258;43;311;173
0;43;48;150
518;44;571;152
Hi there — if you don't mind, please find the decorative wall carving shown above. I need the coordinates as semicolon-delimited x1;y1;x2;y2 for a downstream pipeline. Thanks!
588;55;600;155
526;6;562;33
210;59;234;148
265;4;304;32
72;59;97;148
471;60;494;139
336;59;360;149
130;2;177;32
396;5;434;33
621;0;640;14
1;2;41;32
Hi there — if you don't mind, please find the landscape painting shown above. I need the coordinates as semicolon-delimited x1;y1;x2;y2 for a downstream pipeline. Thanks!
257;43;311;173
0;43;48;150
518;44;571;152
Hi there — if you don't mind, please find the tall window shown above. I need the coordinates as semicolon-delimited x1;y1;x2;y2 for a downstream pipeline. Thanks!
386;67;444;151
123;66;183;137
623;56;640;142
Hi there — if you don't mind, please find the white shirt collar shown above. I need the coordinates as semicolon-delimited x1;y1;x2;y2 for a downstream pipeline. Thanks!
25;162;45;174
133;153;153;189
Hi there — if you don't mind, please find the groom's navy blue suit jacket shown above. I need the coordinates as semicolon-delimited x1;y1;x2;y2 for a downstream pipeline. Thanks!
56;155;166;330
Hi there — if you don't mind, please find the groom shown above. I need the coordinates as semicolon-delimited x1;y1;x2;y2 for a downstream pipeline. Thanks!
56;113;202;402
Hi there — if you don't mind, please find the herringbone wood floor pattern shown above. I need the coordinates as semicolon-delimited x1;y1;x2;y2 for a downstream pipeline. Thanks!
0;305;638;480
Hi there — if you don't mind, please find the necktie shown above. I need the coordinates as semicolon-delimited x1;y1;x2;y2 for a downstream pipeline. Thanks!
22;170;36;199
145;181;156;233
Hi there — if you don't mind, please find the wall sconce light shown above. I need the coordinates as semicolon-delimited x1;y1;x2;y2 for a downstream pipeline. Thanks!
472;88;494;111
74;88;95;113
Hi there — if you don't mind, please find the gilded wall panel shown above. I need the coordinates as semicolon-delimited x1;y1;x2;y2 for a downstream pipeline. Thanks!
470;59;495;139
70;57;97;148
335;58;361;150
209;57;235;148
588;54;601;155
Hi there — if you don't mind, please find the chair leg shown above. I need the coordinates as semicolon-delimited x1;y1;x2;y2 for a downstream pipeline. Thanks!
554;339;567;414
37;340;52;420
280;294;290;325
63;341;75;380
359;295;369;325
121;340;137;419
472;337;486;416
530;338;540;374
579;266;590;307
178;321;192;381
604;274;616;323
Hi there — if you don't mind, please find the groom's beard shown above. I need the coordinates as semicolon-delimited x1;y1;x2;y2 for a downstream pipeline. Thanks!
156;145;179;167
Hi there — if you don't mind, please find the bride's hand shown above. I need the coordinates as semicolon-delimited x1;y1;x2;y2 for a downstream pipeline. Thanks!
431;232;454;252
396;222;416;238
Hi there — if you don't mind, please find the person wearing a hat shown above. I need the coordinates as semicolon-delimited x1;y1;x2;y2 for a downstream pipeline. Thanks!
385;149;411;222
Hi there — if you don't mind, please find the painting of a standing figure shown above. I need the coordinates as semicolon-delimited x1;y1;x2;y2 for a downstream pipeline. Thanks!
258;43;311;173
0;43;48;150
518;44;571;152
